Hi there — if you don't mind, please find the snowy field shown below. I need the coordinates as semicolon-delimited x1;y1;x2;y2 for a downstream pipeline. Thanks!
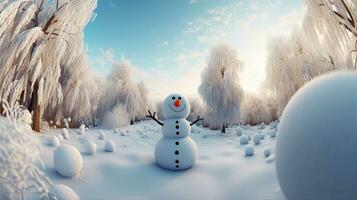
39;121;284;199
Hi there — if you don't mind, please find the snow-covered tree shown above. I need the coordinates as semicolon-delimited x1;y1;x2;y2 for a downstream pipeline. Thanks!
102;105;130;129
241;92;277;125
265;0;357;116
97;59;144;125
0;0;98;131
198;44;244;133
136;81;150;120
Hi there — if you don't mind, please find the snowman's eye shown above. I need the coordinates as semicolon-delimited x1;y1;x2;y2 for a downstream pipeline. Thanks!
172;97;176;100
178;97;181;100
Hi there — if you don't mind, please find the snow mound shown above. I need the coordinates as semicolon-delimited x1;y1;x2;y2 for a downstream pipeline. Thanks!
276;72;357;199
240;135;249;145
105;140;116;152
53;184;79;200
245;146;254;157
53;144;83;177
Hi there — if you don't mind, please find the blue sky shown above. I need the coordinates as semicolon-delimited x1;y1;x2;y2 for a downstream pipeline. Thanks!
84;0;303;99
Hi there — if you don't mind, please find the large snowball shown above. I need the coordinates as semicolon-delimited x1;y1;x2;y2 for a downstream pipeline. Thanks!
53;184;79;200
276;71;357;199
53;144;83;177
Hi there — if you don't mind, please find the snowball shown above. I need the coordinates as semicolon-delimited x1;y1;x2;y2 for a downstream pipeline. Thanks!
53;184;79;200
67;117;71;122
244;146;254;157
240;135;249;145
53;144;83;177
276;72;357;199
264;148;271;157
252;133;261;145
98;131;105;140
236;126;243;136
57;134;63;143
105;140;116;152
84;140;97;155
49;136;60;147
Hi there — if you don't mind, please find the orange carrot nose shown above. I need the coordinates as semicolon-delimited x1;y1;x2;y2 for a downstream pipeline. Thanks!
174;99;181;107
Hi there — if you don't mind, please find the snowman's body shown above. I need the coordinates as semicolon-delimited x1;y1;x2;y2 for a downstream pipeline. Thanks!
154;94;198;170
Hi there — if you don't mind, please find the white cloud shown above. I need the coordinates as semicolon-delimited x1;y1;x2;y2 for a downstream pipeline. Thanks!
90;1;305;100
173;0;305;94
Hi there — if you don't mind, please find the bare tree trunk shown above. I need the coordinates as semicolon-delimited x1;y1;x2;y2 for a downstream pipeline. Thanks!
221;124;226;133
31;80;41;132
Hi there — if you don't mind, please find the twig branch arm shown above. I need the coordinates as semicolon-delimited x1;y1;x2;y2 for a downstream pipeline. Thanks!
146;110;163;126
190;116;204;126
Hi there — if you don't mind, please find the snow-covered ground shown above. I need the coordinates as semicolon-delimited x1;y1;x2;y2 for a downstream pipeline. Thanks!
39;121;284;199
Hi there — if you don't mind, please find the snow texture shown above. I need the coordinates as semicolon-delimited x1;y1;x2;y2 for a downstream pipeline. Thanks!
0;102;53;199
37;120;281;199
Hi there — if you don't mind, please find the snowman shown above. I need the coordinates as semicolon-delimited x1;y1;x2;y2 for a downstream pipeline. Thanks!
146;94;203;170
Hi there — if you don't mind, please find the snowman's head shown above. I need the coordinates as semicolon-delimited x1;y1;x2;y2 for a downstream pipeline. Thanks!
162;94;190;119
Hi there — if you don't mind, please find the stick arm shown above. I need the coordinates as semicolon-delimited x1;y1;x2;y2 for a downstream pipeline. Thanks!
190;116;204;126
146;110;163;126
